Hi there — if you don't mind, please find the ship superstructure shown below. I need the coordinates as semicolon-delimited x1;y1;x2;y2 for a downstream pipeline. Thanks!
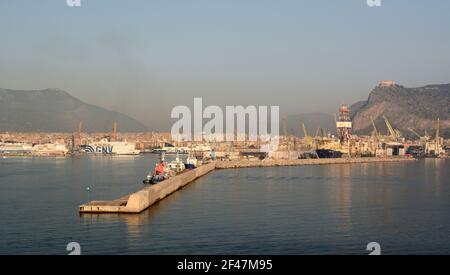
81;138;139;155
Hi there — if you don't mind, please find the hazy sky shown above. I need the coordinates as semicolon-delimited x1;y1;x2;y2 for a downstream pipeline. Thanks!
1;0;449;130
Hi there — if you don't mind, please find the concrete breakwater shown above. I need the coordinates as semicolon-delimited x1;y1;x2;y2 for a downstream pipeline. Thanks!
215;157;415;169
79;162;216;213
79;157;415;214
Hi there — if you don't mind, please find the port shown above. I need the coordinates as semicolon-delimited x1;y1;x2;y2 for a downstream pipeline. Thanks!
0;1;449;270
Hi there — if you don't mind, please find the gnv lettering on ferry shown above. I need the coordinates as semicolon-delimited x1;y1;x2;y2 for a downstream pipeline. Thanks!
95;146;113;154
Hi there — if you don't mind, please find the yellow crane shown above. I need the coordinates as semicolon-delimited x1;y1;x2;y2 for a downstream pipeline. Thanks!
383;115;402;142
301;122;309;138
371;116;380;139
408;128;422;140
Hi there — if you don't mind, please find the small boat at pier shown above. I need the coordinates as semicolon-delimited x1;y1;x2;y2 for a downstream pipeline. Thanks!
143;154;186;185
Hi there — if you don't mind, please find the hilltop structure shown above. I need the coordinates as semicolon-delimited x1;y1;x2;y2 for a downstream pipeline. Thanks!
378;80;398;88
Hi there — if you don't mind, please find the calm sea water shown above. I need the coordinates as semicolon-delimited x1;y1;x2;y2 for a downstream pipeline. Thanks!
0;155;449;255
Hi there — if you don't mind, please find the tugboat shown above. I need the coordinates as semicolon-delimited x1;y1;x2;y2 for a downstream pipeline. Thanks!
143;160;167;184
184;156;197;169
143;153;187;185
143;173;166;184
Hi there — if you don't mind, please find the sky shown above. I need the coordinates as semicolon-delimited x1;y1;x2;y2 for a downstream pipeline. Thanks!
0;0;449;130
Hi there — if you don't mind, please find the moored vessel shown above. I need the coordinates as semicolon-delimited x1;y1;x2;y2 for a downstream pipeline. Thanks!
81;138;139;155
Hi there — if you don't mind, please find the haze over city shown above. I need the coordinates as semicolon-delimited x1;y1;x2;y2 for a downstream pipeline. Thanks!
1;0;450;130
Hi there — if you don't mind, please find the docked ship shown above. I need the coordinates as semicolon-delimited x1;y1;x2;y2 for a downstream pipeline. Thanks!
316;149;343;159
154;143;212;159
80;138;140;155
0;142;34;155
154;143;189;155
0;141;69;156
32;143;69;156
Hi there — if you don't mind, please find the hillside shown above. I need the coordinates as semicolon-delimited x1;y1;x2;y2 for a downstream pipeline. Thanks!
351;83;450;138
0;88;149;132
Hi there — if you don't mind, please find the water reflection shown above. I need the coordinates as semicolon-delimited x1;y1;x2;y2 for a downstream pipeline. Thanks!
337;164;352;232
2;157;450;254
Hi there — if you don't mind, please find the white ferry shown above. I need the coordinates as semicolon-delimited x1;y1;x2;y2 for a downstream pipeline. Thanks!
0;142;34;154
81;138;140;155
0;142;69;156
33;143;69;156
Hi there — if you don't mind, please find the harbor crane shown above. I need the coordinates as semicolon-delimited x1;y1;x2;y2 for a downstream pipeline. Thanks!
77;121;83;144
333;113;338;132
407;127;431;143
435;118;441;153
425;118;443;156
371;116;380;140
314;127;320;138
383;116;402;142
72;121;83;152
408;128;422;139
302;122;309;138
320;128;325;138
282;119;288;138
111;121;118;141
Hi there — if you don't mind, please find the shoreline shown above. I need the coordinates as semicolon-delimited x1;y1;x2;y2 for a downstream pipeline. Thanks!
79;157;416;214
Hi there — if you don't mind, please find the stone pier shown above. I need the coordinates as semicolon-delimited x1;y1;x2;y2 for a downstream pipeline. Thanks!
79;162;216;213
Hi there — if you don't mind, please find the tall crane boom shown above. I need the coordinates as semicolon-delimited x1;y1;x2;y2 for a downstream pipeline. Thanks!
383;116;395;138
112;121;118;141
436;118;440;148
333;113;338;133
302;123;308;138
77;121;83;141
382;115;402;141
408;128;422;139
282;119;288;138
371;116;379;138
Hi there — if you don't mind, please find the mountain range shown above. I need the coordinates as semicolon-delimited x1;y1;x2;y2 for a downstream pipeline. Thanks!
1;83;449;137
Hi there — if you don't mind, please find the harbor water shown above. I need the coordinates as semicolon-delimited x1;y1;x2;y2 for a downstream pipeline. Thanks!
0;155;449;255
